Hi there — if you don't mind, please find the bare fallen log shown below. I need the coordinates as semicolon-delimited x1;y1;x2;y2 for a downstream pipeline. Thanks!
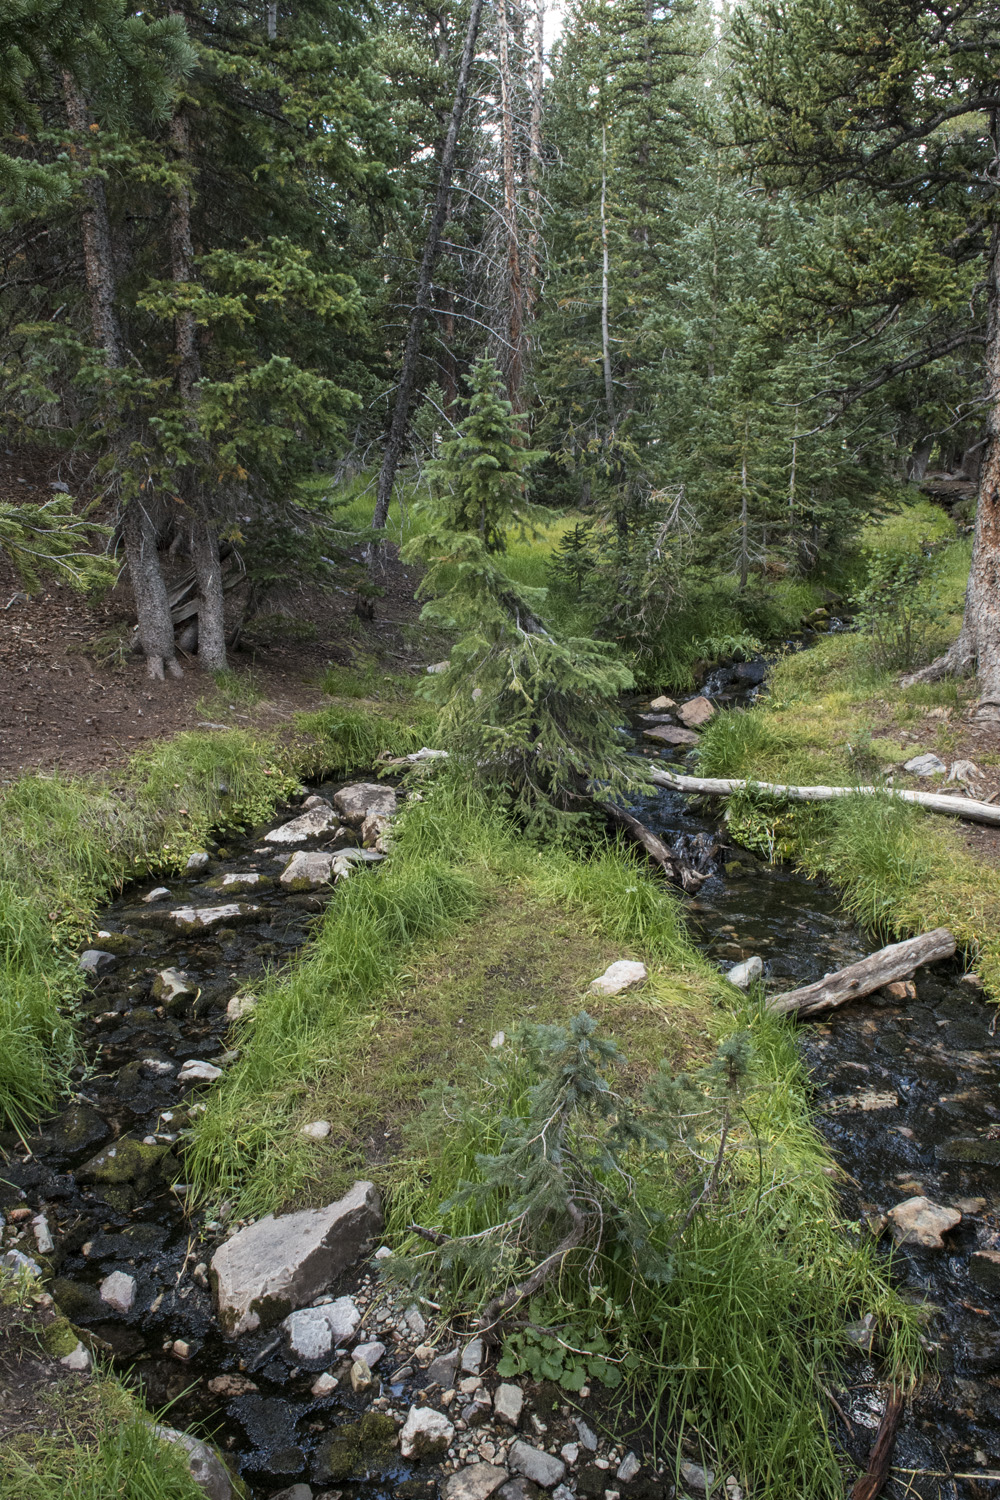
648;766;1000;827
767;928;956;1016
850;1385;905;1500
603;803;708;891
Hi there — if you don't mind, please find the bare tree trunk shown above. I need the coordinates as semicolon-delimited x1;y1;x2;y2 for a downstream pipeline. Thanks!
600;126;615;431
168;110;199;403
266;2;277;40
498;0;524;404
62;73;123;368
525;0;545;321
738;423;750;589
370;0;485;549
190;517;227;670
905;222;1000;717
123;501;182;680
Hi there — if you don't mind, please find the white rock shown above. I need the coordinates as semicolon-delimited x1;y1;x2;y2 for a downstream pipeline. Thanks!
405;1305;427;1340
426;660;450;674
443;1463;509;1500
162;904;260;931
152;967;195;1005
227;993;257;1020
491;1031;506;1049
311;1371;338;1396
185;851;210;873
211;1181;382;1337
588;960;647;997
948;759;982;783
153;1424;234;1500
887;1195;961;1249
552;1487;575;1500
904;752;946;776
405;747;449;762
493;1383;524;1426
32;1214;54;1255
560;1443;579;1466
300;1120;332;1140
725;1476;743;1500
78;950;115;975
374;1245;393;1260
575;1418;598;1452
100;1270;136;1313
142;1057;175;1076
461;1336;484;1374
265;807;340;844
400;1406;455;1459
726;955;763;989
680;1462;714;1493
280;850;337;890
617;1452;641;1482
282;1296;362;1360
143;886;171;903
351;1357;374;1391
509;1441;566;1488
178;1059;223;1084
332;782;398;828
302;794;331;809
1;1249;42;1277
221;872;262;888
353;1339;386;1368
649;695;676;710
60;1341;91;1372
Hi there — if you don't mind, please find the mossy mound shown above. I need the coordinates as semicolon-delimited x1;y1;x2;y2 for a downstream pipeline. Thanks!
313;1411;397;1483
77;1137;172;1191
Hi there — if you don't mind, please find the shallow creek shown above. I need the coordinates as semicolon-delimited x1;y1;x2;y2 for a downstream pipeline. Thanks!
2;671;1000;1499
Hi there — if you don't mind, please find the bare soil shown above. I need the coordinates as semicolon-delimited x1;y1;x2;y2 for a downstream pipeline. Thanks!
0;448;434;783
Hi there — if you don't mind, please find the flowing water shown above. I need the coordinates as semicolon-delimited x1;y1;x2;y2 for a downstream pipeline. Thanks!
4;659;1000;1498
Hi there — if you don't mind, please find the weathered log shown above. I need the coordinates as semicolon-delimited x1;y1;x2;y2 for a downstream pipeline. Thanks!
648;766;1000;827
603;803;708;891
850;1386;905;1500
767;929;956;1017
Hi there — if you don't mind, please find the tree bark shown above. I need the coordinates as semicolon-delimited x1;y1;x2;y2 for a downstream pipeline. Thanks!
850;1387;905;1500
62;73;123;369
600;126;615;431
498;0;524;404
168;109;199;403
525;0;545;321
370;0;485;548
767;929;956;1017
123;500;182;680
905;222;1000;717
190;517;227;671
648;766;1000;827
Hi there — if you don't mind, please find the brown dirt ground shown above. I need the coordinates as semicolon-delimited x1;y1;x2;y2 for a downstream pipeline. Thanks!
0;447;435;784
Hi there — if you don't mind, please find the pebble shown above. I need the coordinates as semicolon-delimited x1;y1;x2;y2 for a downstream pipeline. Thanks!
560;1443;579;1466
462;1336;485;1373
300;1120;332;1140
680;1462;714;1493
32;1214;54;1255
400;1405;455;1458
350;1358;373;1392
100;1270;136;1313
575;1418;599;1452
311;1372;338;1397
494;1383;524;1426
172;1339;192;1359
353;1340;386;1368
60;1342;91;1372
178;1058;223;1084
405;1305;427;1340
617;1453;640;1482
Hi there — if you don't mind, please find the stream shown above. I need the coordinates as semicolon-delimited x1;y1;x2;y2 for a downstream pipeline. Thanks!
2;655;1000;1500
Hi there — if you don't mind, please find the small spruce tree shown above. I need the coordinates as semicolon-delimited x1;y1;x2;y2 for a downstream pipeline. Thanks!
403;356;640;832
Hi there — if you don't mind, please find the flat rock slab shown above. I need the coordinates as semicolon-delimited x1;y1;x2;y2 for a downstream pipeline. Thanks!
265;807;340;844
887;1195;961;1248
904;753;946;776
332;783;398;827
444;1464;510;1500
648;695;676;710
677;695;716;728
589;960;648;996
211;1180;382;1337
642;724;700;747
280;850;337;891
509;1442;566;1489
152;904;260;932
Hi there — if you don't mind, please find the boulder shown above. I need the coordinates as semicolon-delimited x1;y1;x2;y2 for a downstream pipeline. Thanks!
280;851;337;891
153;1425;235;1500
78;950;115;975
100;1270;136;1313
642;724;700;747
332;783;398;828
726;956;763;989
444;1464;510;1500
211;1180;382;1336
494;1383;524;1426
903;753;946;777
265;807;340;845
677;695;716;728
887;1195;961;1248
281;1297;362;1360
185;851;210;873
509;1442;566;1489
648;695;676;710
589;960;647;997
400;1405;455;1459
79;1137;170;1192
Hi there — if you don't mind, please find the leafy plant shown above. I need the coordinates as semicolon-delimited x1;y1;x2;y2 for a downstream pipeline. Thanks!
497;1302;632;1390
852;546;947;671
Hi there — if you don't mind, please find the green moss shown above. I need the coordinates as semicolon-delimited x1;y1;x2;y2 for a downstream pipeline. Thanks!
42;1317;82;1359
313;1412;397;1483
78;1137;171;1189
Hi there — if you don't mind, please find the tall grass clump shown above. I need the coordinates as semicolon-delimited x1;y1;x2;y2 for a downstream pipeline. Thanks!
296;702;438;777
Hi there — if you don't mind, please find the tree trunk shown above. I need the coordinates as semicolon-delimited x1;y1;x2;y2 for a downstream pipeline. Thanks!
190;517;227;671
168;109;199;403
498;0;524;404
600;126;615;430
905;223;1000;717
767;929;956;1017
123;500;182;680
62;73;123;368
525;0;545;321
738;423;750;589
370;0;485;548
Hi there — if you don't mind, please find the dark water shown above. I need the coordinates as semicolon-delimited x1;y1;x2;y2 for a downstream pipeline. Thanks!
4;657;1000;1498
625;664;1000;1499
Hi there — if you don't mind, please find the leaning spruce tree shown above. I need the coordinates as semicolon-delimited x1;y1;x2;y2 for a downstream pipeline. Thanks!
404;356;640;831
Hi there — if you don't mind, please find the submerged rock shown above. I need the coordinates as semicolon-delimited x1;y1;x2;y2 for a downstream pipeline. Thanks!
642;724;700;747
211;1180;382;1337
589;960;647;996
78;1137;171;1192
332;782;398;827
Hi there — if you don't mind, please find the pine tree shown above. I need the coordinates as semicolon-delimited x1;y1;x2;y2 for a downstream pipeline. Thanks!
404;357;639;831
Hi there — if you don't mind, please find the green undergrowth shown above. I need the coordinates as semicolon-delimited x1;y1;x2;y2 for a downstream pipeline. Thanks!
0;691;433;1132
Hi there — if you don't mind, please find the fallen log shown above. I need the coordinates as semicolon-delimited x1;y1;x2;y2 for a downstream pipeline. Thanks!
648;766;1000;827
850;1385;905;1500
767;928;956;1017
603;803;708;891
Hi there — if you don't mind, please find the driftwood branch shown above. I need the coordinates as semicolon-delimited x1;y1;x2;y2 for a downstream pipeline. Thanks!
768;929;956;1016
850;1386;905;1500
648;766;1000;827
477;1203;586;1342
603;803;707;891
